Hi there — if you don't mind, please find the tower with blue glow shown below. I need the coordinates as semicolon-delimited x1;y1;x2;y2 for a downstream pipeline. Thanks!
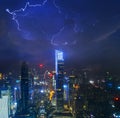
55;50;64;112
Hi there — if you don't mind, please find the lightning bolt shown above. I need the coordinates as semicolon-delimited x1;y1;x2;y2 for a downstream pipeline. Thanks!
6;0;48;31
6;0;78;46
51;17;79;46
53;0;61;14
51;25;77;46
51;26;65;46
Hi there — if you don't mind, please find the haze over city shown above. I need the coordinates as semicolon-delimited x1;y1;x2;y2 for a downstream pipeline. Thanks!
1;1;120;118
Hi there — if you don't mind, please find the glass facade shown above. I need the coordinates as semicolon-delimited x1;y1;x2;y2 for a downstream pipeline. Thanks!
55;50;64;112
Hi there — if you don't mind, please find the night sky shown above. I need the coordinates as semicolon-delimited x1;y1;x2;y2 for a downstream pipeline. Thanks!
0;0;120;73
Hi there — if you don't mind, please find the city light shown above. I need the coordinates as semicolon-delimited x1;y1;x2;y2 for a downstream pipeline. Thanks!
14;102;17;106
114;97;120;101
14;87;17;90
107;83;113;88
40;90;44;93
117;86;120;90
63;85;67;88
48;72;53;78
89;80;94;84
39;64;44;68
112;105;115;108
49;90;55;101
0;73;2;79
113;113;120;118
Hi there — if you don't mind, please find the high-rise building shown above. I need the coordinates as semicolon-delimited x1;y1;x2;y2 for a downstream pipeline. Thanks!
55;50;64;112
63;78;69;109
0;89;11;118
20;62;29;112
14;62;36;118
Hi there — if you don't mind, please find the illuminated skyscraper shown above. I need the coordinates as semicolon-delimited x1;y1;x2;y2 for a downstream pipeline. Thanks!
20;62;29;112
55;50;64;112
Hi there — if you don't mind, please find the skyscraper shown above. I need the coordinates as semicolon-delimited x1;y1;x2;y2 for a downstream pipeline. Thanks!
20;62;29;112
0;89;11;118
14;62;36;118
55;50;64;112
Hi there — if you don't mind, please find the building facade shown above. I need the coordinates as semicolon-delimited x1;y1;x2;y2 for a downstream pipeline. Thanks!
0;89;11;118
20;62;29;112
55;50;64;112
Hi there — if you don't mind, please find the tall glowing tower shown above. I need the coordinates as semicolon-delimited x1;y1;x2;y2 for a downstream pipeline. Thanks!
55;50;64;112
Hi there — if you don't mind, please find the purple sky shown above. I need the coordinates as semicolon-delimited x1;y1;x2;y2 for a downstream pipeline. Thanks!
0;0;120;73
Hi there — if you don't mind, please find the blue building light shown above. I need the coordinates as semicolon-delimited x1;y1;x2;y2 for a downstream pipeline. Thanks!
113;112;120;118
40;90;44;93
63;85;67;88
16;79;20;83
107;83;113;88
117;86;120;90
55;50;64;61
14;87;17;90
14;102;17;106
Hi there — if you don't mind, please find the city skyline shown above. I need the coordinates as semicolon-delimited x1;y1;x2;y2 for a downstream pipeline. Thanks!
0;0;120;73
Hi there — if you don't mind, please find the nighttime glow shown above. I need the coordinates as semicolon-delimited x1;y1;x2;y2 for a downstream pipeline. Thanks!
48;73;53;78
55;50;64;61
117;86;120;90
1;0;120;117
40;90;44;93
0;73;2;79
114;97;120;101
57;52;64;61
39;64;43;68
55;50;64;75
1;0;120;63
89;80;94;84
14;87;17;90
63;85;67;88
113;113;120;118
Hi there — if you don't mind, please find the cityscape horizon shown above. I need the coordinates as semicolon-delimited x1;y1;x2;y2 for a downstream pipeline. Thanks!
0;0;120;118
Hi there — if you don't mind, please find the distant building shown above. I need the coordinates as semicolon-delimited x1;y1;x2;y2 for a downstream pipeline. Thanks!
14;62;37;118
69;75;76;105
20;62;29;112
28;71;34;104
0;89;11;118
63;77;69;109
55;50;64;112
